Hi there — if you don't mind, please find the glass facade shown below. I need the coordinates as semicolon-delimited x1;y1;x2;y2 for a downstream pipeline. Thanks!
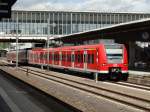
0;10;150;36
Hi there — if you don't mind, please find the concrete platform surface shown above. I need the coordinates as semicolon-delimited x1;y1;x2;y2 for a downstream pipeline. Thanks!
0;70;78;112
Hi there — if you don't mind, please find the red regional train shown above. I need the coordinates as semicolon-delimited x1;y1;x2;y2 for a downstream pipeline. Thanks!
7;44;128;81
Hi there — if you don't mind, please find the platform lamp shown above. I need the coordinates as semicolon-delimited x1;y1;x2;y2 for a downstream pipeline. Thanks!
15;15;19;69
15;15;21;70
47;18;50;70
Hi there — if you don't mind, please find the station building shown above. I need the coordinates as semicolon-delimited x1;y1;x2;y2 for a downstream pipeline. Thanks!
0;10;150;36
1;10;150;68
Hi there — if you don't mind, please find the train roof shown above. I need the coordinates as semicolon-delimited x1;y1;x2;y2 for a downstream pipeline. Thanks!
30;43;124;52
49;43;123;50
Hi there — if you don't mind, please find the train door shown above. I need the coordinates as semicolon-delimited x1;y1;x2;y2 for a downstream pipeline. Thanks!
61;51;65;66
87;49;98;70
74;50;84;69
55;51;59;65
66;51;72;67
84;50;87;70
52;51;54;65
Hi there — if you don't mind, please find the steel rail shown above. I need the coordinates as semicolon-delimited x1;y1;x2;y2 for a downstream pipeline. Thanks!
106;81;150;91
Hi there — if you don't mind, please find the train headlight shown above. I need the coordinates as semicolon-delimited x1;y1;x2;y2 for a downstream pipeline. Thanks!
124;64;128;66
111;69;114;72
102;63;107;66
112;68;116;72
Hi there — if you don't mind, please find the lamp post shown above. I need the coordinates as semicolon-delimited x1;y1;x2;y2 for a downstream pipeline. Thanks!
47;18;50;70
16;15;19;69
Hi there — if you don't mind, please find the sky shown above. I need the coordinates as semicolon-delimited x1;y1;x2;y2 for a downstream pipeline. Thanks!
12;0;150;12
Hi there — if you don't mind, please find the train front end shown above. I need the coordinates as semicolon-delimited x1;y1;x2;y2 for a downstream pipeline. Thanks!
99;44;128;80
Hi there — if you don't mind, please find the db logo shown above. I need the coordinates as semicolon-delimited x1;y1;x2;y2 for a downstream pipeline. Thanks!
113;64;117;67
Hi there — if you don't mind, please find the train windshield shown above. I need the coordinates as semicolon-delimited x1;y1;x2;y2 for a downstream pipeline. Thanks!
105;44;123;63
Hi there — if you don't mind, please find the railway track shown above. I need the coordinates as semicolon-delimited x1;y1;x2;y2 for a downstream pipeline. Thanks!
18;67;150;112
106;81;150;91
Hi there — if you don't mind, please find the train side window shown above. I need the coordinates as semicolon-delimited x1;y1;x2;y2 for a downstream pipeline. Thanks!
87;54;94;64
52;52;54;61
40;53;42;59
62;54;66;61
57;54;59;61
71;54;74;62
64;54;66;61
49;53;51;60
75;54;77;62
34;54;36;60
84;54;87;63
92;54;94;64
67;54;69;62
51;53;53;61
69;54;71;62
31;54;32;60
33;54;35;60
42;53;43;60
55;54;56;61
79;54;81;63
36;54;38;60
56;54;57;61
46;53;48;60
67;54;71;62
54;53;59;61
80;54;83;63
31;54;33;60
45;53;48;60
43;54;44;60
55;54;57;61
62;54;64;61
60;53;62;61
77;54;80;63
75;54;78;62
54;54;56;61
77;53;83;63
67;54;68;62
50;53;52;61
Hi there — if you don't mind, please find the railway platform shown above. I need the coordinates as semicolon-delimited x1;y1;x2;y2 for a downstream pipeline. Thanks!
0;67;79;112
0;64;150;112
128;70;150;86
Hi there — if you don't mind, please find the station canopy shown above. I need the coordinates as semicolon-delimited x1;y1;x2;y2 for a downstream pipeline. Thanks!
0;0;17;19
53;18;150;43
